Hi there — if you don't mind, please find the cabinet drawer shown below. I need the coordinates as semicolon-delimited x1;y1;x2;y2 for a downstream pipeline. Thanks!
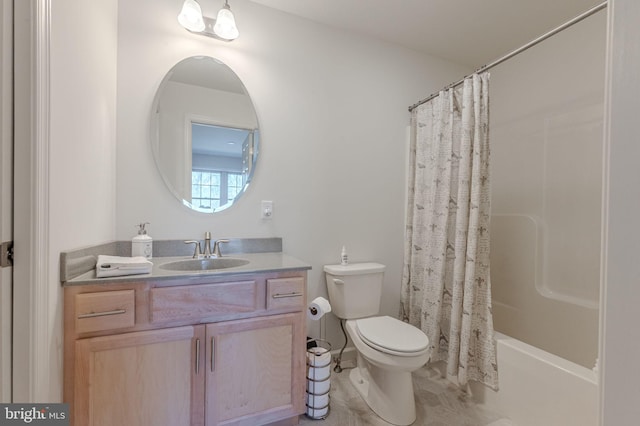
266;277;305;311
149;281;260;323
75;290;135;333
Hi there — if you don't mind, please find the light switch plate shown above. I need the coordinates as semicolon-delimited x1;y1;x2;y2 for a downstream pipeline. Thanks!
261;200;273;219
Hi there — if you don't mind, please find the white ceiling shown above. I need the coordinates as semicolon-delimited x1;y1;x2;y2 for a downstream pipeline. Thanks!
249;0;605;68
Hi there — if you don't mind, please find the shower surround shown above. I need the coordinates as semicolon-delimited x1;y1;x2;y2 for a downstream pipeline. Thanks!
473;8;605;426
489;8;605;370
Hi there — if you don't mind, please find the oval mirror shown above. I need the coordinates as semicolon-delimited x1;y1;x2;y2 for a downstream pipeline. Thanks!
151;56;259;213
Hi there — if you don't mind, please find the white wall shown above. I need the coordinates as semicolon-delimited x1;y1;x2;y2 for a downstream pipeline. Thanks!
0;0;12;403
115;0;468;346
600;0;640;423
48;0;118;400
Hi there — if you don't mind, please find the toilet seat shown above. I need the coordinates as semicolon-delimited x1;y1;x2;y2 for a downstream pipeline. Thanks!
355;316;429;357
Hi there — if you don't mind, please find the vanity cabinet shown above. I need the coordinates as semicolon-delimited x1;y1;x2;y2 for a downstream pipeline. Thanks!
74;326;205;426
64;272;307;426
205;313;304;425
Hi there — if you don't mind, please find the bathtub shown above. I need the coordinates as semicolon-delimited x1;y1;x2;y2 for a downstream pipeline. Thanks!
470;332;598;426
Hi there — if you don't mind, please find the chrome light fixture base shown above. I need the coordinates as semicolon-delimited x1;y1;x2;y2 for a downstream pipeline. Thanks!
186;16;235;42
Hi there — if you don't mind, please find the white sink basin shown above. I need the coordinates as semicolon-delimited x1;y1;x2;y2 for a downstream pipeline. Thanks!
159;258;249;271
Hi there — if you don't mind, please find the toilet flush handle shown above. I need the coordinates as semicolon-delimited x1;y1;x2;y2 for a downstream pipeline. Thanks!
333;278;345;285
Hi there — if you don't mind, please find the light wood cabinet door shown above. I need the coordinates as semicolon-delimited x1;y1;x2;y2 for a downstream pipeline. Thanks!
74;326;206;426
205;313;305;426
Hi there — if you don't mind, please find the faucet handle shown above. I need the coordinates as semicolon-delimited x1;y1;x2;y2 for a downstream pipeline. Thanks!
212;239;230;257
184;240;202;258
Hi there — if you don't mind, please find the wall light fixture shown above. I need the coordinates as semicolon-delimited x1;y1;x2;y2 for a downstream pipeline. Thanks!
178;0;239;41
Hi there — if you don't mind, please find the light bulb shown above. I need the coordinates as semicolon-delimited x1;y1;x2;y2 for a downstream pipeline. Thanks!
213;4;239;40
178;0;205;32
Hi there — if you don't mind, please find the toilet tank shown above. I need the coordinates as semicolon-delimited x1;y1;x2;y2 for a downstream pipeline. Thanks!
324;262;386;319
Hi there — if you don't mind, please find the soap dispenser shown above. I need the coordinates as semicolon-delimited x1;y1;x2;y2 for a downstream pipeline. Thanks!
132;222;153;259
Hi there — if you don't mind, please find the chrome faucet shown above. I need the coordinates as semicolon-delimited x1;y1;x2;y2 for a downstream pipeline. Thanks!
203;232;213;258
184;233;228;259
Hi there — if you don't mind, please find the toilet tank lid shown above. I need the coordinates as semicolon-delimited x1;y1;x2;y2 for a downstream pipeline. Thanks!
323;262;385;275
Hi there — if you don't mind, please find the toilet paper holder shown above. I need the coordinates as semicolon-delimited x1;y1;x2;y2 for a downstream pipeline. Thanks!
308;296;332;321
305;338;332;420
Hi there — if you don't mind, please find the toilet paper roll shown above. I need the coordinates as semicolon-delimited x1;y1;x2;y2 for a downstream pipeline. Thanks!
308;364;331;381
306;347;331;367
308;297;332;320
306;405;328;418
306;391;330;408
307;377;330;394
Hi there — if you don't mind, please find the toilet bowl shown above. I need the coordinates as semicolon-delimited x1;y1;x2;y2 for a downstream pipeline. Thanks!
345;317;429;425
324;263;430;426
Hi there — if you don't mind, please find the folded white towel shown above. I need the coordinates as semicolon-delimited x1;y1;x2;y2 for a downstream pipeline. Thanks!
96;255;153;278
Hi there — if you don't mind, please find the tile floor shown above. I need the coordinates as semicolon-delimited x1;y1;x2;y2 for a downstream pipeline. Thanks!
299;364;514;426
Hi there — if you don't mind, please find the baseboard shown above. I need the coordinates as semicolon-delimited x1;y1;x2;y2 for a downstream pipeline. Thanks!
331;347;356;369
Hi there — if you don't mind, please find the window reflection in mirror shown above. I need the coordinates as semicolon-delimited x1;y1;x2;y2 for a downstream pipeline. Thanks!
189;122;258;213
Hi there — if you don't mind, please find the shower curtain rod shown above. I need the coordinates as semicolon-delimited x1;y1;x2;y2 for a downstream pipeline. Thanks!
408;1;608;112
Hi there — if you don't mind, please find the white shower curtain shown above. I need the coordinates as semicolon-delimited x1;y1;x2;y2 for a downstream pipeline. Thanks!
401;73;498;390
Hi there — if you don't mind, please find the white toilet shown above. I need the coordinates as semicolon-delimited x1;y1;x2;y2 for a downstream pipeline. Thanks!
324;263;429;426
